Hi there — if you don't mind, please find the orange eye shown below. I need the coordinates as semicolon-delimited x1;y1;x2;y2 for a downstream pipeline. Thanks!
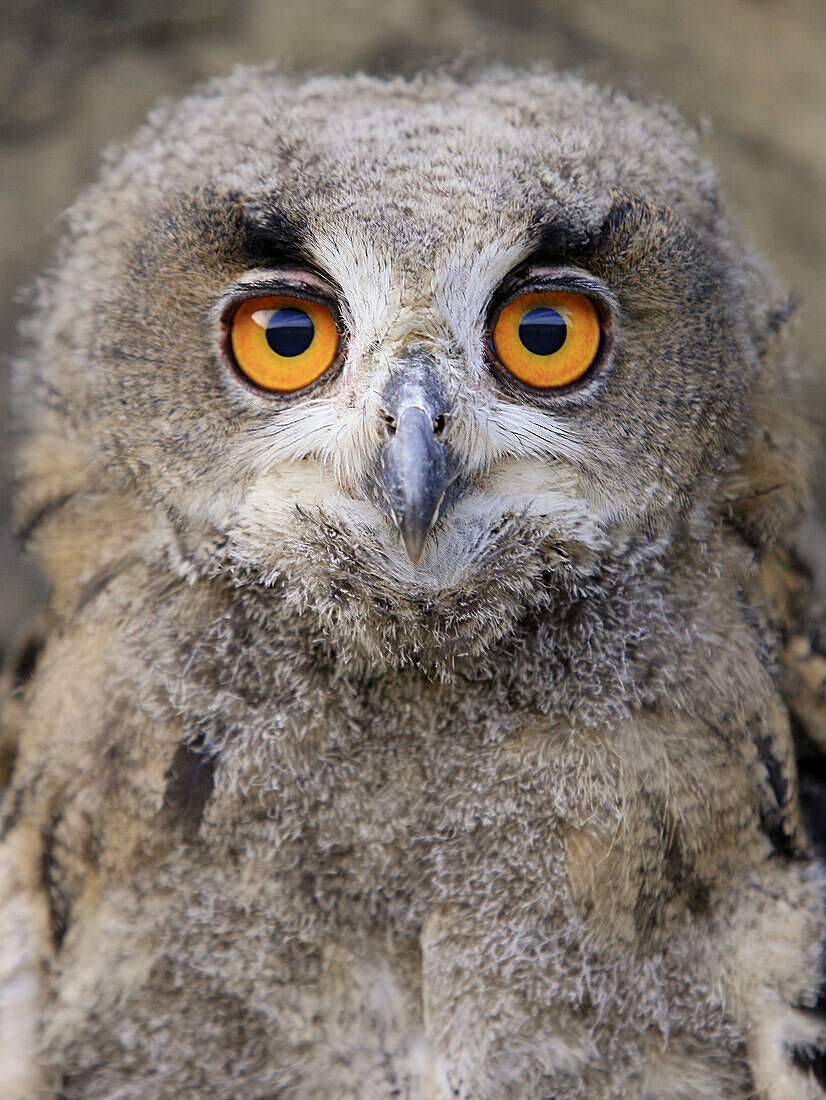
491;290;601;389
229;294;340;393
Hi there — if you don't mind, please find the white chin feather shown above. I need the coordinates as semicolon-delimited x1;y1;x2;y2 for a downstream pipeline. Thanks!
225;457;607;591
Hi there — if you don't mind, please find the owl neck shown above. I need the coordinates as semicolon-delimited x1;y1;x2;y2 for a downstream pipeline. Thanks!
130;524;769;743
42;494;770;734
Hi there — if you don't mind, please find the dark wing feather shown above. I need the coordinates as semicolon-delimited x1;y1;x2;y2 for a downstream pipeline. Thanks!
757;527;826;857
0;611;50;794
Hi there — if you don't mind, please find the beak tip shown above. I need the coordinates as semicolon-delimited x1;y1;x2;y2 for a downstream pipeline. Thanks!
402;529;427;565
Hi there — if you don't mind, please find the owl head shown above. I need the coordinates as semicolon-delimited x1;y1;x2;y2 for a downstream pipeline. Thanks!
15;67;806;672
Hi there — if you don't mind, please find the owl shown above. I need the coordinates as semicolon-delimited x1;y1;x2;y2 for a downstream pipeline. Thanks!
2;63;826;1099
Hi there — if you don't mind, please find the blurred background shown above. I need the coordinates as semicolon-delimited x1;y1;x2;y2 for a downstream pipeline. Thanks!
1;0;825;652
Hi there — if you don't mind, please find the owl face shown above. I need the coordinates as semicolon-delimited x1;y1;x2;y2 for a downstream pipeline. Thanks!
23;70;770;667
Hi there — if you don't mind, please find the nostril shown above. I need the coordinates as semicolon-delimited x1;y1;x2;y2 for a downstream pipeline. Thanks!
432;414;446;437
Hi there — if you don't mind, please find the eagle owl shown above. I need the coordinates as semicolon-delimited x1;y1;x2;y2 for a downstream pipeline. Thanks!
2;65;826;1099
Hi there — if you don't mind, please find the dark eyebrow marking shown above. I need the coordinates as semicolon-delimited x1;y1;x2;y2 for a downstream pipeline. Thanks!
523;194;654;270
234;203;311;266
155;187;312;272
526;211;603;264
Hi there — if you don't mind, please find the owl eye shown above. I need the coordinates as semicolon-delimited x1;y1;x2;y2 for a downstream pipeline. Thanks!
491;290;601;389
229;294;340;392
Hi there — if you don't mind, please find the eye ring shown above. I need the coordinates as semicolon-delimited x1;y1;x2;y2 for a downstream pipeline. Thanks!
227;293;342;394
489;288;605;392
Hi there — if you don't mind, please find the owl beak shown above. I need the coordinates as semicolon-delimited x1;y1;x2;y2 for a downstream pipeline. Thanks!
371;355;460;565
377;405;452;564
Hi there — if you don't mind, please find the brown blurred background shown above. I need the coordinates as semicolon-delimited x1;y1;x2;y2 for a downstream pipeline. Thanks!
2;0;825;651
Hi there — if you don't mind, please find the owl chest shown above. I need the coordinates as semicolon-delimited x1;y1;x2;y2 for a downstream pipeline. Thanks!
194;693;624;935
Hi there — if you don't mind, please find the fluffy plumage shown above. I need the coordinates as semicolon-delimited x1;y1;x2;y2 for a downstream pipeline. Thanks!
1;65;825;1097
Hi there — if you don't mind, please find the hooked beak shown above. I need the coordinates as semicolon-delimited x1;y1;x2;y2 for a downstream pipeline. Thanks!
370;352;461;564
378;406;450;563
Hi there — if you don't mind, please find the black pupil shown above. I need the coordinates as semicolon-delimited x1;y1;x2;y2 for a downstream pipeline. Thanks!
518;307;567;356
265;308;315;357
